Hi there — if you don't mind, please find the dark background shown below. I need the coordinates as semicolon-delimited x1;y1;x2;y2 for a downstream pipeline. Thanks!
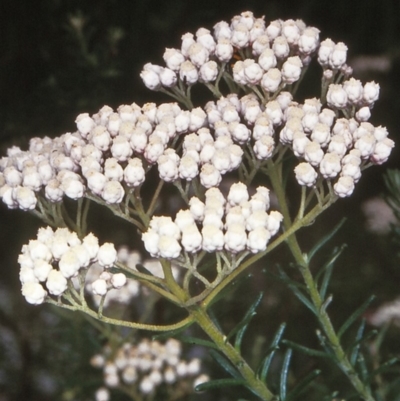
0;1;400;400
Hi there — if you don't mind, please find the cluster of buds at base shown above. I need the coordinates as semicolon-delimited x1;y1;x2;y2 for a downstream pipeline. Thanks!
18;227;118;305
142;182;283;258
91;338;208;401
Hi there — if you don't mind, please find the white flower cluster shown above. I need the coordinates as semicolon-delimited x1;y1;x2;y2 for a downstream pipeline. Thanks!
280;100;395;196
141;11;321;92
91;338;208;399
85;246;180;307
18;226;117;305
142;182;282;258
0;101;206;209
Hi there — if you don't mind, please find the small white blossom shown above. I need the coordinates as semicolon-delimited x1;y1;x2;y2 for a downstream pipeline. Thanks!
22;282;47;305
334;176;355;197
294;162;318;187
98;243;117;268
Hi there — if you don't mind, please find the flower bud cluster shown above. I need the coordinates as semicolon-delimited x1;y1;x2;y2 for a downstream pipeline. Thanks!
142;182;282;258
141;11;320;94
91;338;208;397
283;101;394;197
18;227;117;305
85;246;180;307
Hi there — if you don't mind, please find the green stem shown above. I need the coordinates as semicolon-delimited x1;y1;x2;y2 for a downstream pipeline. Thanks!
189;306;276;401
267;158;375;401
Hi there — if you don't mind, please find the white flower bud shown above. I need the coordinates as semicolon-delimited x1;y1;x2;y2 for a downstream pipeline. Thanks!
341;159;362;182
189;197;205;221
231;23;250;48
292;132;311;158
157;154;179;182
281;56;303;84
3;166;22;187
92;279;108;296
82;233;99;260
272;36;290;58
75;113;95;137
102;180;124;204
363;81;380;104
355;106;371;122
327;135;347;156
19;266;37;284
265;101;284;126
354;133;376;158
304;142;324;166
59;249;81;278
318;38;335;66
91;126;112;151
178;155;199;180
163;48;185;71
200;164;222;188
261;68;282;93
334;176;355;197
294;162;318;187
201;225;224;252
282;19;300;45
98;243;117;268
95;387;110;401
158;236;181;259
46;269;68;296
254;135;275;160
371;138;395;165
142;231;160;257
28;240;52;261
22;282;47;305
85;169;107;195
298;27;320;54
188;42;209;68
140;376;154;394
224;223;247;253
267;211;283;236
227;182;249;206
14;186;37;211
159;67;177;88
310;123;331;146
232;60;247;85
140;66;161;90
181;225;202;253
319;153;342;178
246;210;269;231
123;158;145;187
319;108;336;127
189;108;207;131
179;60;198;85
60;175;85;200
329;42;348;69
343;78;363;104
258;49;277;71
22;166;42;191
111;273;127;289
199;61;218;82
327;84;348;109
111;136;133;162
33;259;52;282
243;60;263;84
279;118;302;145
247;227;271;253
181;32;195;56
215;38;234;62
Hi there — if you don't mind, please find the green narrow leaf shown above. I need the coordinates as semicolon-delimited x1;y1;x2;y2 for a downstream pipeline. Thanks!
135;263;154;276
179;335;219;350
366;357;399;383
280;348;293;401
195;378;247;392
225;292;263;350
307;218;346;261
338;295;375;338
318;245;346;299
316;330;335;358
209;349;242;379
277;267;317;315
350;319;366;365
282;340;330;359
286;369;321;401
258;323;287;382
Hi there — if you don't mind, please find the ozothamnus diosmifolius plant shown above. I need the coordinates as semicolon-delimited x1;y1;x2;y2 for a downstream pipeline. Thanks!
0;10;395;401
